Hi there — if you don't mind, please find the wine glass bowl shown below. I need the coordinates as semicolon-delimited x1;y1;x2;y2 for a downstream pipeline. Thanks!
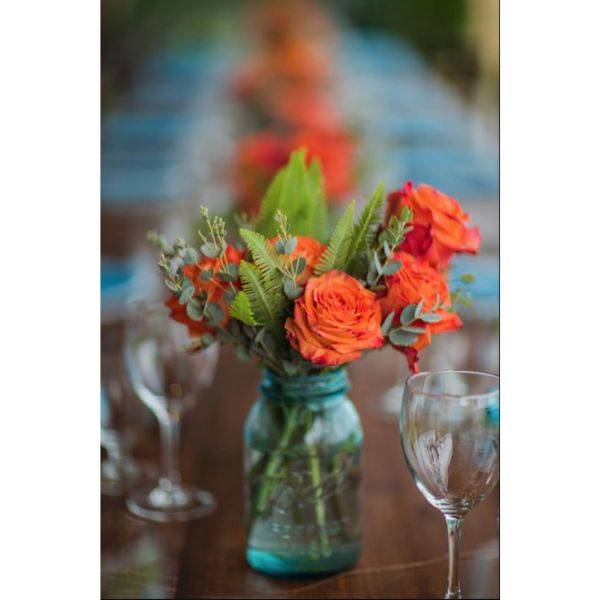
399;370;499;599
124;299;220;522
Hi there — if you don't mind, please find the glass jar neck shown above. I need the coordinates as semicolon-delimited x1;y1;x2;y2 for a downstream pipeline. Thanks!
260;368;350;404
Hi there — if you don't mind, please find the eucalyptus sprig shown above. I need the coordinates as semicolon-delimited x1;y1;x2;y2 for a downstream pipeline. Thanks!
364;207;413;291
382;294;448;348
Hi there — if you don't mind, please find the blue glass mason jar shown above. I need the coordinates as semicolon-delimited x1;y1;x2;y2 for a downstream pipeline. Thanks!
244;368;363;577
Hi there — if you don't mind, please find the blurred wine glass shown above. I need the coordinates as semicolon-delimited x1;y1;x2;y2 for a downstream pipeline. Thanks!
399;370;499;599
125;299;219;522
102;348;153;496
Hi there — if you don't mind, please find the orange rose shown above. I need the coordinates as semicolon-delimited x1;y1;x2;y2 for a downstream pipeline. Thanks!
165;296;214;338
379;252;462;372
180;245;244;329
285;270;384;366
270;235;326;284
386;182;481;269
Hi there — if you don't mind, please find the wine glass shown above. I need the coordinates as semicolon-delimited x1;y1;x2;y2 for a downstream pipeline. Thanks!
101;350;153;495
124;299;220;522
399;370;499;599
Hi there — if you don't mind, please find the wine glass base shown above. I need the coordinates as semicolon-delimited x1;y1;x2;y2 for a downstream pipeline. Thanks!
126;483;217;522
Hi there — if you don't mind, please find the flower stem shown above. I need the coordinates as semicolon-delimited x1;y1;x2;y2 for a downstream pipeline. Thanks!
308;444;331;557
254;404;300;515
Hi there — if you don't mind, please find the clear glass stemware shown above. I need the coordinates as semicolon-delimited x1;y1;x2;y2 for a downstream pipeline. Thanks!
399;370;499;599
124;299;219;522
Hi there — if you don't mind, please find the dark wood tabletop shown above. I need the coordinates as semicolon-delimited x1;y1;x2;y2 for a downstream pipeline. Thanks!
101;337;499;599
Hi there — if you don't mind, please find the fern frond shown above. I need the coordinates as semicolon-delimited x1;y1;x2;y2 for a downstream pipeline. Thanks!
347;183;385;270
307;158;329;242
254;169;286;236
230;291;258;326
254;149;328;241
239;228;282;274
314;200;356;275
238;260;285;334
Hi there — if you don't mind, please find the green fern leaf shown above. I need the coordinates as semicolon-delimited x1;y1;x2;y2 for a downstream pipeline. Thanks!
239;228;282;274
307;157;329;242
347;183;385;270
238;260;285;334
230;291;258;326
254;149;328;241
314;200;356;275
254;169;286;237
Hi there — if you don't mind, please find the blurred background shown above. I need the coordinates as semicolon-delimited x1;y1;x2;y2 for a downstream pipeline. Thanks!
101;1;498;596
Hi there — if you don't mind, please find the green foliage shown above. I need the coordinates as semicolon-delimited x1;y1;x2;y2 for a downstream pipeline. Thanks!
238;260;286;335
347;183;385;271
254;149;329;242
230;291;258;326
239;228;282;274
314;200;356;275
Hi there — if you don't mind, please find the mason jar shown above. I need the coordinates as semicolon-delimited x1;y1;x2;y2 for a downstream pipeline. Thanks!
244;368;363;577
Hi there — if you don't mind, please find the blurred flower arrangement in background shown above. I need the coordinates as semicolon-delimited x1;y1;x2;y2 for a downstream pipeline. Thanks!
230;1;356;213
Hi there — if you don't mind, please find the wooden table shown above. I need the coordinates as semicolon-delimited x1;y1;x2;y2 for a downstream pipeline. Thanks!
101;341;499;599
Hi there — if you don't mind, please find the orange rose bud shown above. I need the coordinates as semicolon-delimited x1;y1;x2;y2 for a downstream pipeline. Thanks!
386;182;481;269
270;235;326;284
285;270;384;366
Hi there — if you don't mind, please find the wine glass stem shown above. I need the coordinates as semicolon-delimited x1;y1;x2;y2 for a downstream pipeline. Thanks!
159;413;182;489
445;516;463;599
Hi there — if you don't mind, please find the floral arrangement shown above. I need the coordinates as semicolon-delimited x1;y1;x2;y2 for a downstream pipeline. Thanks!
151;149;480;375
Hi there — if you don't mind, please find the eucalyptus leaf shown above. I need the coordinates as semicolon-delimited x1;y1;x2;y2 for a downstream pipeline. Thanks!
367;262;378;286
200;269;213;281
254;327;267;345
201;242;220;258
383;240;392;258
284;237;298;254
178;285;195;305
183;248;199;264
415;299;424;317
381;311;396;335
420;312;443;323
382;261;402;276
275;239;286;254
201;333;215;346
400;304;418;325
205;302;224;325
373;251;383;275
389;329;419;347
235;345;251;362
401;325;427;334
284;279;303;300
291;256;306;275
186;299;204;321
216;271;237;283
225;263;239;277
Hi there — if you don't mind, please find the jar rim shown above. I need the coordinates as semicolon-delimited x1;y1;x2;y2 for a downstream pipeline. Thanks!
261;368;349;402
